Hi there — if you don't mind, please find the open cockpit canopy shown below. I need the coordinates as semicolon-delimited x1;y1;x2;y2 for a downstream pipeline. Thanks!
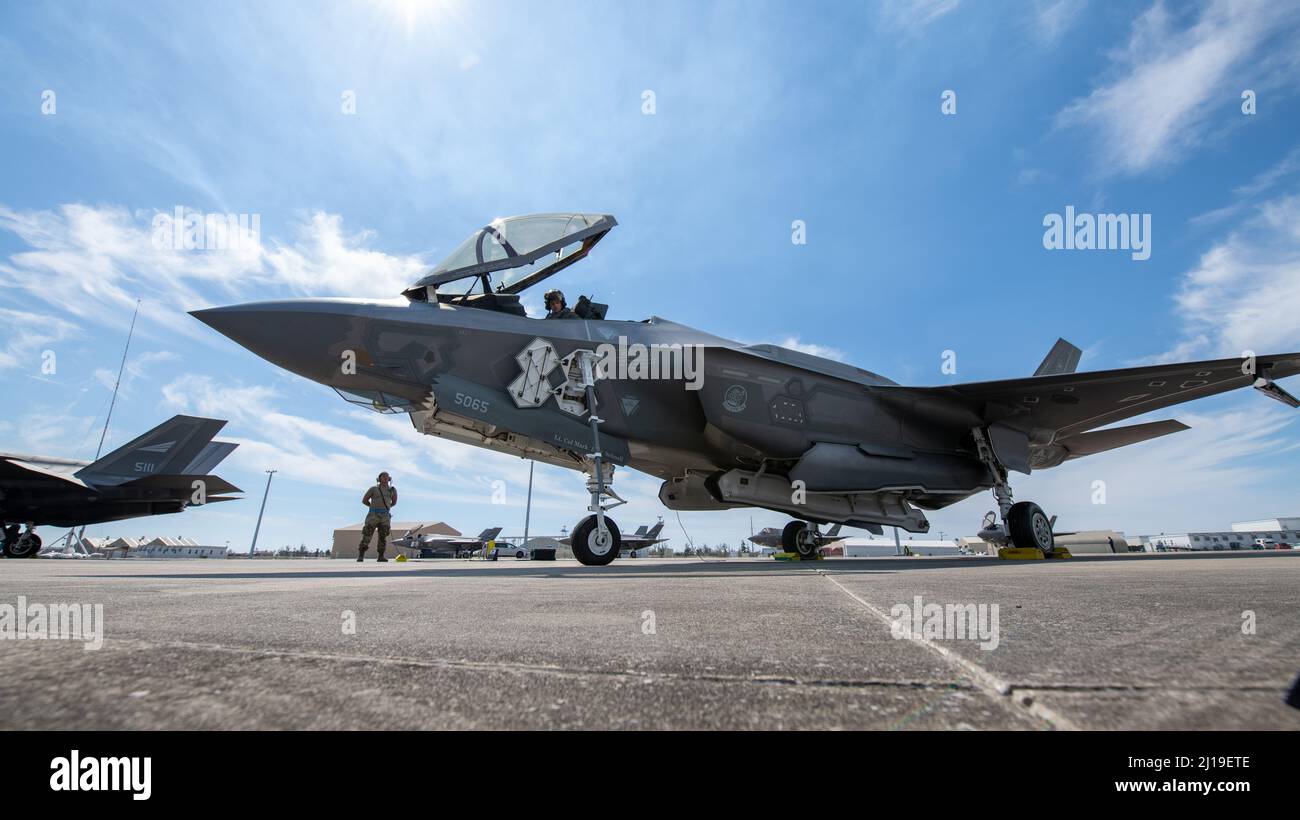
403;213;616;311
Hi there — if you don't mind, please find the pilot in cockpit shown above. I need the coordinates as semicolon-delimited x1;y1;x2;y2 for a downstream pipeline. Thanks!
543;289;577;320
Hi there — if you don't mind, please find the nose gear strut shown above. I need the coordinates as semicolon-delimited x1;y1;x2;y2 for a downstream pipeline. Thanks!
570;349;625;566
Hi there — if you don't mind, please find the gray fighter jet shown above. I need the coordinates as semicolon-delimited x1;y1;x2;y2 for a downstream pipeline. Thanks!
561;520;668;554
193;212;1300;565
1;415;241;558
391;525;503;558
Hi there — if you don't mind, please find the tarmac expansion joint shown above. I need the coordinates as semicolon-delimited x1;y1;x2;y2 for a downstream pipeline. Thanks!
814;569;1082;731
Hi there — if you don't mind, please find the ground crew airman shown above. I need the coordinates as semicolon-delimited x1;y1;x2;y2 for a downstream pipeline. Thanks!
358;471;397;562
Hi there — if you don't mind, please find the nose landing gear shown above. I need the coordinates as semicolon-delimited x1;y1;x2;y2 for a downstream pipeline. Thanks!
568;350;625;567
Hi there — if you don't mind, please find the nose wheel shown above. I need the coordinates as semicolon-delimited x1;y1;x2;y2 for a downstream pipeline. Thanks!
571;514;622;566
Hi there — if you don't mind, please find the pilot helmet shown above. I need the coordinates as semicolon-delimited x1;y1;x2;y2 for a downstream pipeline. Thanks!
544;289;566;310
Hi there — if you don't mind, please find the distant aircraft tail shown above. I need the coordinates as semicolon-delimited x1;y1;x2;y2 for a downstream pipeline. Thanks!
645;521;665;539
478;527;503;542
75;416;236;487
824;524;842;538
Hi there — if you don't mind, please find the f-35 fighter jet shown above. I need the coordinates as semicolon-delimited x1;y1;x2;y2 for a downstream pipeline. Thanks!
192;213;1300;565
1;415;241;558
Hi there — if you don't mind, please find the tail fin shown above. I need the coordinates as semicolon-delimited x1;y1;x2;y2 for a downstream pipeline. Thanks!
478;527;503;542
75;416;234;487
824;523;842;538
633;524;648;536
646;521;665;539
1034;338;1083;376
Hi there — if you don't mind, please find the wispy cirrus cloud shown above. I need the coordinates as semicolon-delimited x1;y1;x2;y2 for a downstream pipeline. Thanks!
771;335;848;362
879;0;961;33
0;204;428;342
1159;194;1300;361
1057;1;1300;176
1030;0;1087;44
0;308;78;372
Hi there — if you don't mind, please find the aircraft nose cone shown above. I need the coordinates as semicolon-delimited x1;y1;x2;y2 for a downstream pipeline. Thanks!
190;299;376;385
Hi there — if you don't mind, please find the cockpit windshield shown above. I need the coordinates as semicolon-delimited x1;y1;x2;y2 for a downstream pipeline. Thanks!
404;213;616;300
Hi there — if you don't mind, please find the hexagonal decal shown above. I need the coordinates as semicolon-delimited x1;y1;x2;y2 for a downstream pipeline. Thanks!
508;337;559;408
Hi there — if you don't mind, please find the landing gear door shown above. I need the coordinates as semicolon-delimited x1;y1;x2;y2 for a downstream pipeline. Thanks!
988;422;1032;475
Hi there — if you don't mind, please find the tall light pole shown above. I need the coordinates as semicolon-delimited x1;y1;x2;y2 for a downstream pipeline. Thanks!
249;469;277;557
522;461;535;546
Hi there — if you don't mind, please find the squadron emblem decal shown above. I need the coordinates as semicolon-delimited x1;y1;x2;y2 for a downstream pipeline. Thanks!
723;384;748;413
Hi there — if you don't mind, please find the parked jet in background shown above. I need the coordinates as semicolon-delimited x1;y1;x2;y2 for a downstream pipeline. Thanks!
391;525;503;558
0;416;241;558
562;520;668;555
194;212;1300;566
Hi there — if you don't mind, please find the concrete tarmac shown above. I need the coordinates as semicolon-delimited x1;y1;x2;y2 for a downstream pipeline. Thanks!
1;551;1297;730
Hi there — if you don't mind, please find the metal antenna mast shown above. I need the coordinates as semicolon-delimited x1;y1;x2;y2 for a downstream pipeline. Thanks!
94;298;142;461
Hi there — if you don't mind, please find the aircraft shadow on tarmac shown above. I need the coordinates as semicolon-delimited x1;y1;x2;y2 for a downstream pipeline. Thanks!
70;549;1294;583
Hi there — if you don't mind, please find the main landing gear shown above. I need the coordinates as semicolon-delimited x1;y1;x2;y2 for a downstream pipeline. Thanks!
971;428;1057;556
567;350;625;567
781;521;823;560
2;523;42;559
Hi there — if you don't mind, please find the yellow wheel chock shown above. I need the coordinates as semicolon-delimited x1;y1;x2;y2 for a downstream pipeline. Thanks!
997;546;1072;560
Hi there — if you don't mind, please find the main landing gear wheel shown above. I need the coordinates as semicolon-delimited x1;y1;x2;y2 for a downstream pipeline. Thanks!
781;521;820;560
3;529;42;558
1007;501;1054;554
571;515;621;566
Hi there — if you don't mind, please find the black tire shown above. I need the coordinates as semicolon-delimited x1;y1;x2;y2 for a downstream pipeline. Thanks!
3;531;42;558
781;521;819;559
1007;502;1054;553
515;550;525;559
571;515;621;566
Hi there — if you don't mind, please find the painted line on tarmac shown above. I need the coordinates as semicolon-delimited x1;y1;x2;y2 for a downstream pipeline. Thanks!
816;569;1081;731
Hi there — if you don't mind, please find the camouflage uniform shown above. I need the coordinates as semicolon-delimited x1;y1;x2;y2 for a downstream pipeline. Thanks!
358;484;395;559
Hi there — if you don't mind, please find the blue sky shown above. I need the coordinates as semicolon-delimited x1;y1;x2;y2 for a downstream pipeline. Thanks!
2;0;1299;552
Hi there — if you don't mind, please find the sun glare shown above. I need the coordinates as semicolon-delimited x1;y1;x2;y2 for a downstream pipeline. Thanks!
372;0;453;35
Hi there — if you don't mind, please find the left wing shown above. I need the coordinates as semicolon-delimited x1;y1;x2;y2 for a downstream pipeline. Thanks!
909;351;1300;439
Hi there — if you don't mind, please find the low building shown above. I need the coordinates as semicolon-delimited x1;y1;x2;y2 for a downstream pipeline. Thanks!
958;536;996;556
331;520;459;559
134;536;228;559
1054;530;1131;554
1138;517;1300;551
78;536;131;558
1231;517;1300;534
